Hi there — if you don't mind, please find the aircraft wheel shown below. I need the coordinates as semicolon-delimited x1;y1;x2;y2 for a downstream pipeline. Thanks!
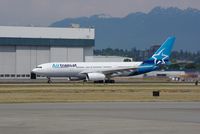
94;80;104;83
105;80;115;83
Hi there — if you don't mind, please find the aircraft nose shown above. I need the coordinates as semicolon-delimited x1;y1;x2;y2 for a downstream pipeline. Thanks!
32;68;39;73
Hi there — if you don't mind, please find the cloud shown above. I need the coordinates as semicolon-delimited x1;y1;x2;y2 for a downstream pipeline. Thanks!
0;0;199;26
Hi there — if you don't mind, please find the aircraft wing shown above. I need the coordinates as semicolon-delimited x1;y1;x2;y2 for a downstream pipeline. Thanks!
80;67;138;77
102;67;138;76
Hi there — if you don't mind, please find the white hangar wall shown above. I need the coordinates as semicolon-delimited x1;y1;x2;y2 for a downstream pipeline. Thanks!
0;26;95;79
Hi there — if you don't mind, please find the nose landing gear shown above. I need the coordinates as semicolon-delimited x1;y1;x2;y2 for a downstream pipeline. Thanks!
47;77;52;83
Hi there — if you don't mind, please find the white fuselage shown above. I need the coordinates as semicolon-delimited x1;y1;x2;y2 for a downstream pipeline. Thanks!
31;37;175;81
32;62;143;78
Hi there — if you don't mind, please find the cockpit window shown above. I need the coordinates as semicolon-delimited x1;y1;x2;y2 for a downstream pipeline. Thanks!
36;66;42;68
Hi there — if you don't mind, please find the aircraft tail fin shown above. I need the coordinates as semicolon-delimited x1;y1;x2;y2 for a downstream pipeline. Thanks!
143;37;176;65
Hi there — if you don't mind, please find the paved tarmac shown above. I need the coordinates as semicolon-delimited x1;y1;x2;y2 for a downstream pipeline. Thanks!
0;102;200;134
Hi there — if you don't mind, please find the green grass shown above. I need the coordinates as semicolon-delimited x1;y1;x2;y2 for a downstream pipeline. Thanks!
0;82;199;103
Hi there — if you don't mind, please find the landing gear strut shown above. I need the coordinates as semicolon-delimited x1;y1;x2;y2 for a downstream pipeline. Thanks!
47;77;52;83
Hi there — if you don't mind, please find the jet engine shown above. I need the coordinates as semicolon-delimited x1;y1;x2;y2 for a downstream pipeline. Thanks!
87;73;106;81
69;77;85;81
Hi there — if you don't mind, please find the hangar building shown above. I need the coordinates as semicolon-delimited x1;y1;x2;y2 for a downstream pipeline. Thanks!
0;26;95;79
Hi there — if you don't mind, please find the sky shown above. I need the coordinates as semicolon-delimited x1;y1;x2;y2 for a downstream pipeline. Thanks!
0;0;200;26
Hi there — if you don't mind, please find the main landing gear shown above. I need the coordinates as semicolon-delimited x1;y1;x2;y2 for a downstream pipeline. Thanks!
105;79;115;83
94;79;115;83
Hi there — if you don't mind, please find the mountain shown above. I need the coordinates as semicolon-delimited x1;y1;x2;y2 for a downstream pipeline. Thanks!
50;7;200;52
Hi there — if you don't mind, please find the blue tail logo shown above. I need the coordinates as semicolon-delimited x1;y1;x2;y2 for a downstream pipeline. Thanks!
129;37;176;76
152;48;169;65
143;37;176;65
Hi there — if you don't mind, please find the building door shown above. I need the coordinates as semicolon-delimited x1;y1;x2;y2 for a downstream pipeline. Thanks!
31;72;36;79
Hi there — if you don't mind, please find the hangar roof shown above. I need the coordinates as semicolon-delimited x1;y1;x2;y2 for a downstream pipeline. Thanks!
0;26;95;46
0;26;95;40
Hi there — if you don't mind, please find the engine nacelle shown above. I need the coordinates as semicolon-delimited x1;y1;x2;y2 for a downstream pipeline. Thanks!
69;77;85;81
87;73;106;81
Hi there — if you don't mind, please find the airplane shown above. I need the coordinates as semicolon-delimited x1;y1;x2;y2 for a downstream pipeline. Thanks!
32;37;175;83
